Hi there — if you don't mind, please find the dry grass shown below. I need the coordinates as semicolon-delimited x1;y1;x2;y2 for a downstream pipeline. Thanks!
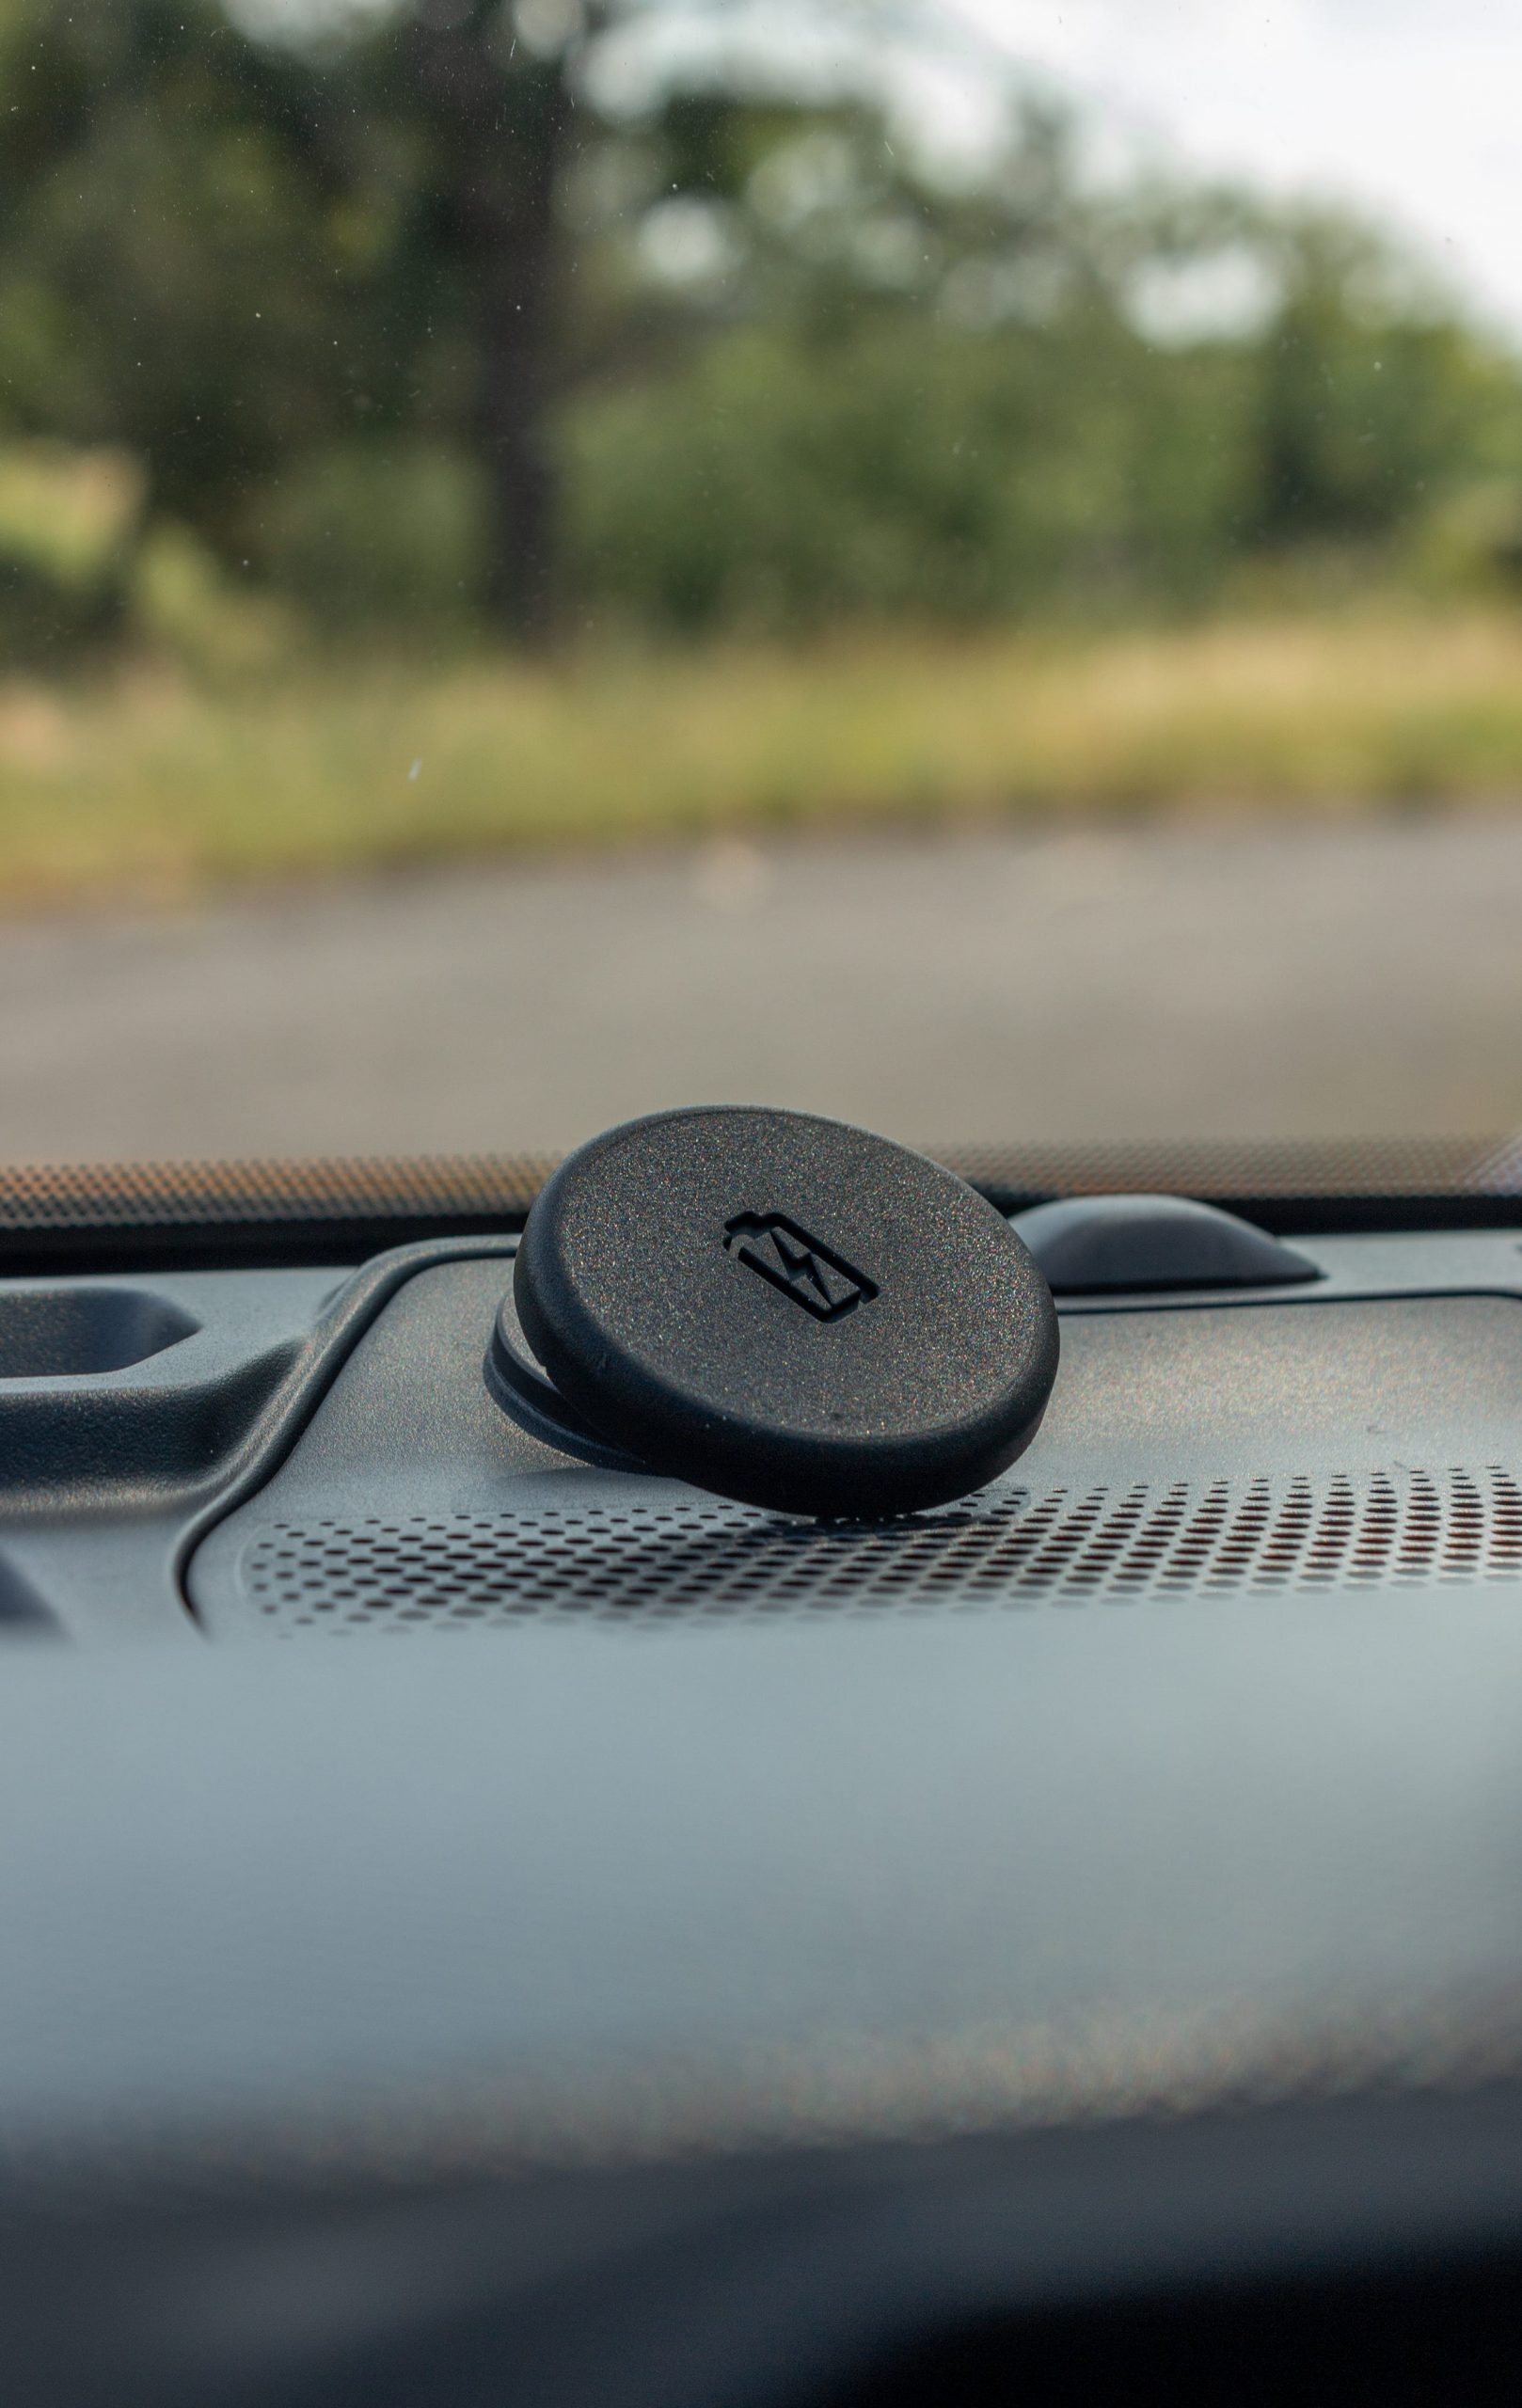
3;609;1522;906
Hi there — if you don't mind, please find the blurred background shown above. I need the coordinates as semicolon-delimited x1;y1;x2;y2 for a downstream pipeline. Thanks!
2;0;1522;1158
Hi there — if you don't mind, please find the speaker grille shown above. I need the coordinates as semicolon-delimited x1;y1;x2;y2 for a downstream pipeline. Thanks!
213;1465;1522;1637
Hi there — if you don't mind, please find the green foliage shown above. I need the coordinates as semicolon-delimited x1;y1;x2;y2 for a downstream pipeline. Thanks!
1241;214;1522;547
1399;473;1522;611
251;441;488;628
0;438;142;591
0;3;360;511
563;182;1522;632
129;520;293;675
0;0;1518;650
0;436;143;657
564;314;1255;631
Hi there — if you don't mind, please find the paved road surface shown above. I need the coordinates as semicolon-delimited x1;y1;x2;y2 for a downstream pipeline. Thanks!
1;816;1519;1162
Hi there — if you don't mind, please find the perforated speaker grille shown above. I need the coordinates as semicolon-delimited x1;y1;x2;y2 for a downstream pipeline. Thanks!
216;1465;1522;1637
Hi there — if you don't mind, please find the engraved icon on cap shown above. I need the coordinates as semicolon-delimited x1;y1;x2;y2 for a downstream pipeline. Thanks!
722;1212;879;1323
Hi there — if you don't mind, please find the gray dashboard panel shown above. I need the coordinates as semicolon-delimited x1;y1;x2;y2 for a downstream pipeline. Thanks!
6;1229;1522;2405
1;1596;1521;2172
0;1228;1517;1640
188;1248;1522;1635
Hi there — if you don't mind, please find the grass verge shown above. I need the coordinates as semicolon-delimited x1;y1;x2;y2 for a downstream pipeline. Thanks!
3;610;1522;907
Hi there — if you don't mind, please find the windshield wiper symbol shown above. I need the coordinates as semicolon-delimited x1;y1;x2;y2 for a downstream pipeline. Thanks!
722;1212;878;1323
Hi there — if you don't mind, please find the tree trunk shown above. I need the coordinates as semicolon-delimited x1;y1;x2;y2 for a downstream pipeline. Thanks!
408;5;574;645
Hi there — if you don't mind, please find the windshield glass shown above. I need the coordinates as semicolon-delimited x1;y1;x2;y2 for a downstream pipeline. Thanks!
0;0;1514;1163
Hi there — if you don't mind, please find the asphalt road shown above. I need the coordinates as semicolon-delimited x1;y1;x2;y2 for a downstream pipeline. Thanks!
2;816;1520;1163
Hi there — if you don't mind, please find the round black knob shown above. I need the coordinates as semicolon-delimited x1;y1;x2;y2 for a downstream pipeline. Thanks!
495;1106;1058;1519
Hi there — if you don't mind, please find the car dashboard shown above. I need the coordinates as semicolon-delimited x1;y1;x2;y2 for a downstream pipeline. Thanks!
4;1139;1522;2406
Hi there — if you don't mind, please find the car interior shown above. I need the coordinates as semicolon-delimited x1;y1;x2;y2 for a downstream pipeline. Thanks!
6;2;1522;2402
5;1128;1522;2402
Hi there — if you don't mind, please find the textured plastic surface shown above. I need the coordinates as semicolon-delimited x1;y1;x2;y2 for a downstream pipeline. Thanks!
512;1108;1059;1518
190;1259;1522;1639
0;1269;333;1514
8;1212;1522;2403
1011;1193;1321;1292
0;1244;515;1643
0;1283;199;1377
16;1603;1522;2152
18;1223;1522;2401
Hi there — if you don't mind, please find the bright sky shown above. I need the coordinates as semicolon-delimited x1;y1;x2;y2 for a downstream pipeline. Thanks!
950;0;1522;335
240;0;1522;334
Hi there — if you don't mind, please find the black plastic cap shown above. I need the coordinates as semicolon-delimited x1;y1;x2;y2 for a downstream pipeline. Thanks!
512;1106;1059;1519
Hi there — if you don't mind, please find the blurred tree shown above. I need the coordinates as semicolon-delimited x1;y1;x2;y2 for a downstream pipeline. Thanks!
1243;212;1521;549
0;2;361;526
0;0;586;633
362;1;578;638
0;0;1021;638
0;0;1517;649
332;0;925;630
